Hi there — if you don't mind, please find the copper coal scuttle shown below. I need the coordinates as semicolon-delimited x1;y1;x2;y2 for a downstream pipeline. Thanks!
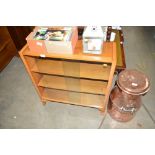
108;69;150;122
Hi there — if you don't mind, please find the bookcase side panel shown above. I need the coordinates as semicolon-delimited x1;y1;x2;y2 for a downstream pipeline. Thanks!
19;51;44;102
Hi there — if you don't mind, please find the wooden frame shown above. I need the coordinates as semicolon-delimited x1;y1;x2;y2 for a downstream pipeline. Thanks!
106;27;126;71
19;40;116;111
0;27;17;72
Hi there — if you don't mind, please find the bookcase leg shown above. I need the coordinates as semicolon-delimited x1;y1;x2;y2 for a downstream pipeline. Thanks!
42;100;47;105
99;106;107;114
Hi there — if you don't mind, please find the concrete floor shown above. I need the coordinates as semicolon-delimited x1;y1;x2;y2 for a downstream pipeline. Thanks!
0;27;155;128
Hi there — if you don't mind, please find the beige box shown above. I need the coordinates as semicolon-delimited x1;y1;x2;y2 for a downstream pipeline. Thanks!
26;27;78;54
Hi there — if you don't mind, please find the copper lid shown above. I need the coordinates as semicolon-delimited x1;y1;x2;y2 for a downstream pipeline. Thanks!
117;69;150;95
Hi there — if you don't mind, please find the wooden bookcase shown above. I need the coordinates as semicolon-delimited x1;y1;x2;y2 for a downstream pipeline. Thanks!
20;40;116;111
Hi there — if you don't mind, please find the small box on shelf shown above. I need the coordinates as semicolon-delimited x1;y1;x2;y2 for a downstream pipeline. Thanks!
26;26;78;54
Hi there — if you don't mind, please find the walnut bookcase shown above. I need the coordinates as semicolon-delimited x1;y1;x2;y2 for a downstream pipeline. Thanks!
20;40;116;111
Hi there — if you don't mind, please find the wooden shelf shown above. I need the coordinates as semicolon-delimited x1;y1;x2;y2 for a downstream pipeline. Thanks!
23;40;114;63
31;58;111;81
31;58;64;75
38;75;108;95
42;88;105;109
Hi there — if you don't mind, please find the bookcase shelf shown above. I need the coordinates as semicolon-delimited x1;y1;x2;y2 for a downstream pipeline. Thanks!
42;88;105;109
20;40;116;111
38;75;107;95
31;58;111;81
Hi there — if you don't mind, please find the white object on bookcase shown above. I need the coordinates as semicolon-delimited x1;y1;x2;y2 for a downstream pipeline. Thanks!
83;26;107;54
112;26;122;30
110;32;116;41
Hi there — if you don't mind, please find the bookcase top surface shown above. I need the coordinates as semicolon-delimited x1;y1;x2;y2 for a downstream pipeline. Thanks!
21;40;116;63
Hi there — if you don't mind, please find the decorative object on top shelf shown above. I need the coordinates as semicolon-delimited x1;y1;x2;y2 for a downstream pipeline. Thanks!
82;26;107;54
108;69;150;122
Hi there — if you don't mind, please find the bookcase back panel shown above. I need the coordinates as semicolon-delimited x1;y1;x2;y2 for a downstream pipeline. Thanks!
38;75;108;95
43;88;105;109
32;58;111;80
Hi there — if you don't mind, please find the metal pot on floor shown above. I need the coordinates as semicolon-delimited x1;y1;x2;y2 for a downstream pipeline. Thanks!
108;69;150;122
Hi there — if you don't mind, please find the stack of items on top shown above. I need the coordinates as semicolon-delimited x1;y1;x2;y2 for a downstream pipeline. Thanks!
26;26;78;54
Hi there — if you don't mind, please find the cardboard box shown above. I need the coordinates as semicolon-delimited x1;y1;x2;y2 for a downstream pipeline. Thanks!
26;27;78;54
